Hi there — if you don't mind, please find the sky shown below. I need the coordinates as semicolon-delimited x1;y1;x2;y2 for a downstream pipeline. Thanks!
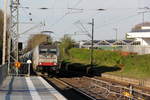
1;0;150;43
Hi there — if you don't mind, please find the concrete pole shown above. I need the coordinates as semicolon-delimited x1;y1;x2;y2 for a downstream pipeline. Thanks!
2;0;7;64
90;18;94;68
142;12;145;25
113;28;118;41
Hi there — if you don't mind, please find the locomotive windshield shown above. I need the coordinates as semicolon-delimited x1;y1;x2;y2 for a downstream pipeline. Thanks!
39;48;48;53
39;48;57;54
48;49;57;54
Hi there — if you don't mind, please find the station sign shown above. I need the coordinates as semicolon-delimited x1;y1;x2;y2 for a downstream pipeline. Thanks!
15;62;21;68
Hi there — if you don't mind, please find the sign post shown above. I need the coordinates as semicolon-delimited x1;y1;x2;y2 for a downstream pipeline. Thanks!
15;62;21;75
27;60;32;76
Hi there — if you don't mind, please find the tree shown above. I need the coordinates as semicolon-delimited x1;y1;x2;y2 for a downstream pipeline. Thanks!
25;33;52;52
60;34;74;55
132;22;150;31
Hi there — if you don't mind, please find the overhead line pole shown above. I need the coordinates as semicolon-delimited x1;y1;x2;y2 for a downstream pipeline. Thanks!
10;0;20;61
91;18;94;68
16;3;19;62
2;0;8;64
9;0;20;75
113;28;118;41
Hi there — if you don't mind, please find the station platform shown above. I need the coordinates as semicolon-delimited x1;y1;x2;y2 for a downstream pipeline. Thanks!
0;76;67;100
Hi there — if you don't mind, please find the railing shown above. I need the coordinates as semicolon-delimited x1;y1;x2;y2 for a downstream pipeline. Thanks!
88;77;150;99
8;62;31;76
102;73;150;89
0;64;8;86
93;45;150;55
117;45;150;55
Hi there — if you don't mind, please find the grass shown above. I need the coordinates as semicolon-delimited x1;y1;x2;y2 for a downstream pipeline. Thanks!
69;48;121;66
114;55;150;79
63;48;150;79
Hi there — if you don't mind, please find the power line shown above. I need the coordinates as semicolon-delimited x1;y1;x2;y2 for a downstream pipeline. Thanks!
71;13;141;35
49;0;83;27
72;0;82;8
95;13;140;30
50;13;68;27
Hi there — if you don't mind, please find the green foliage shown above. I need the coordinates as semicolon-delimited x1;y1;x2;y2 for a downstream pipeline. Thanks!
60;35;74;57
118;54;150;79
25;34;52;52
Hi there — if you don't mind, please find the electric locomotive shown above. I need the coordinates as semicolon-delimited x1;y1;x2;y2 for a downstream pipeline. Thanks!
20;42;60;75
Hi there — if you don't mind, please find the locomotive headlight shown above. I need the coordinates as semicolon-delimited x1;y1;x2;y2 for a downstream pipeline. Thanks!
54;63;57;65
39;62;42;65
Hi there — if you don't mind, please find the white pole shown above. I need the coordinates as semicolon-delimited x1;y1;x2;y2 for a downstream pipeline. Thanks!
2;0;7;64
28;63;30;76
27;60;31;76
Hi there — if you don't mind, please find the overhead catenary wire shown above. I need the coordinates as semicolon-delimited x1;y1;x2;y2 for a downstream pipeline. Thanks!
18;0;150;41
49;0;83;27
20;6;32;21
94;13;141;30
71;13;141;36
19;5;141;30
60;9;139;39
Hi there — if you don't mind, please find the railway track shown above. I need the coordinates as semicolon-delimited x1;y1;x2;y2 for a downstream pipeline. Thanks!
94;76;150;95
84;77;150;100
52;76;150;100
40;74;102;100
38;71;150;100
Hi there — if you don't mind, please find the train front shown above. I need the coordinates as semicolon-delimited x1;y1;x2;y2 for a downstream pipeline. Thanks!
38;44;59;74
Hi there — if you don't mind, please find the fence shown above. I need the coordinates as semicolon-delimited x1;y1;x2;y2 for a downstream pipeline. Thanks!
101;73;150;88
117;45;150;55
97;45;150;55
0;64;8;86
8;63;31;76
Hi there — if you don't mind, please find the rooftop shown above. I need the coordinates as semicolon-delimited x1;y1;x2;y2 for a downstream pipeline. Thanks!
131;29;150;32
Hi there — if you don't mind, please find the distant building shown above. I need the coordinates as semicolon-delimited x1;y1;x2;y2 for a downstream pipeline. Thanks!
78;39;138;49
126;26;150;46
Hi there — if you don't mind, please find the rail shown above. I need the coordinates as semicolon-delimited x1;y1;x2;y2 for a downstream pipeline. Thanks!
55;76;150;100
55;78;97;100
41;74;99;100
86;77;150;99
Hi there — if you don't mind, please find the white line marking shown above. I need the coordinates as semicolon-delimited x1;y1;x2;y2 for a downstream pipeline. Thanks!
26;77;41;100
38;77;67;100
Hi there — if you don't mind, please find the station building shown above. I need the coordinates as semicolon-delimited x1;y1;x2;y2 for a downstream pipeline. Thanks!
126;26;150;46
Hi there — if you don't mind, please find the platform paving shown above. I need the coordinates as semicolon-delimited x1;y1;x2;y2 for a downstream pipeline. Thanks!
0;76;66;100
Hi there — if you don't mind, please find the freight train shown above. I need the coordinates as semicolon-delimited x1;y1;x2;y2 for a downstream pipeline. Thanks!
20;42;60;75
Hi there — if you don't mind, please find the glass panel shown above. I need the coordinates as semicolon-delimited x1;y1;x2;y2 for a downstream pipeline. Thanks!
39;48;47;53
48;49;57;54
